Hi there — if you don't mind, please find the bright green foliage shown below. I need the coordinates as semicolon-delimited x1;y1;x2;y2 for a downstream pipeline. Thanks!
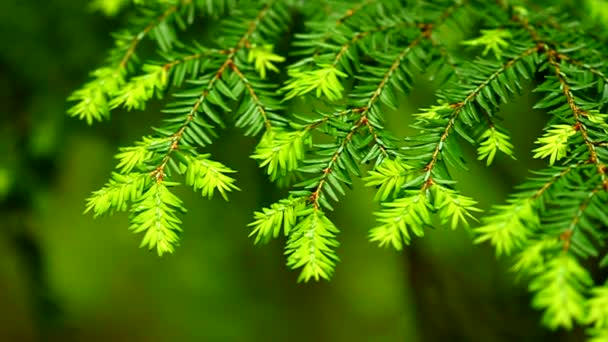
70;0;608;337
285;209;340;282
477;127;515;165
529;253;592;330
370;191;431;250
68;67;125;124
588;284;608;341
511;239;560;274
249;197;307;244
586;0;608;26
475;199;538;256
433;187;481;229
85;172;149;217
533;124;577;165
282;65;347;101
252;129;310;180
115;136;166;172
78;0;291;257
587;286;608;328
589;329;608;342
587;111;608;133
130;181;186;256
185;154;239;200
364;159;413;201
112;65;168;110
462;29;512;60
247;44;285;79
91;0;131;16
413;104;450;122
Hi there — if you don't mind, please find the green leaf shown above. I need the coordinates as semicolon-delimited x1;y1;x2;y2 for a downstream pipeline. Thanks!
111;64;168;111
433;186;482;229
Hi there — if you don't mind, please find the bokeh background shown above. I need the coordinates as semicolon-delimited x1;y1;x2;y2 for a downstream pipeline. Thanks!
0;1;594;341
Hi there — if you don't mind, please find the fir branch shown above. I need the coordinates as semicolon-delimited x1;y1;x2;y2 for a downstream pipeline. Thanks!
531;161;585;200
329;20;417;68
557;53;608;84
560;185;603;253
309;0;377;60
309;114;367;209
310;33;427;209
118;3;183;69
422;46;539;189
546;50;607;185
507;1;608;185
228;60;272;130
152;1;276;181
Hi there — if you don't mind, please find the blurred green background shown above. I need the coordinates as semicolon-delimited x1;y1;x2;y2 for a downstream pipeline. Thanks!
0;1;589;341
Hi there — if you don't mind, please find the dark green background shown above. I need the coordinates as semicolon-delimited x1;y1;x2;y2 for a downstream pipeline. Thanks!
0;1;588;341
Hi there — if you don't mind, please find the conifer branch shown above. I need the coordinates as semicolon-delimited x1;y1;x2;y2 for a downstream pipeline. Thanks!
561;185;603;252
507;6;608;186
422;46;539;189
228;60;272;130
531;161;585;200
330;21;416;68
152;1;275;181
119;3;182;69
305;0;375;62
546;51;607;185
309;114;367;209
310;34;427;208
557;53;608;84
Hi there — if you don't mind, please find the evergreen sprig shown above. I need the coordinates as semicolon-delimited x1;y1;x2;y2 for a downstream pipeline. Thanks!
70;0;608;338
